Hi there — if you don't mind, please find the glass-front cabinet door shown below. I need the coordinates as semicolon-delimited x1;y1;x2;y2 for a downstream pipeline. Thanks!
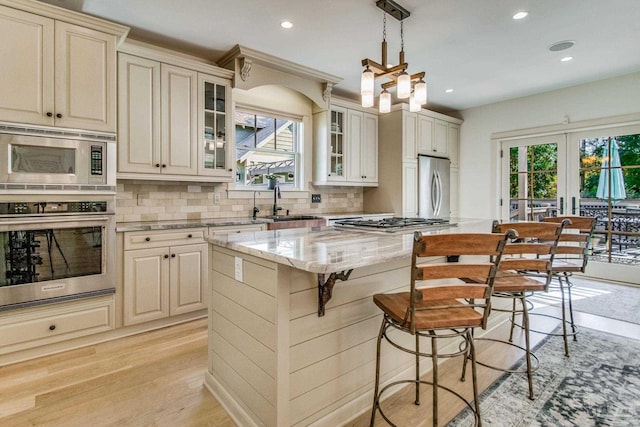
198;73;232;178
329;106;346;181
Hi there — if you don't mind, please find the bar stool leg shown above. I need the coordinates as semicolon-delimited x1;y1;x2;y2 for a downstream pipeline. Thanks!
370;319;386;426
520;293;535;400
558;276;570;357
468;330;482;427
509;298;517;342
431;335;438;427
566;274;578;341
415;333;421;405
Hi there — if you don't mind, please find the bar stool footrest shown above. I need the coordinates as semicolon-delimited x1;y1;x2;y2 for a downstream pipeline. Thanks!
373;379;480;426
474;337;540;374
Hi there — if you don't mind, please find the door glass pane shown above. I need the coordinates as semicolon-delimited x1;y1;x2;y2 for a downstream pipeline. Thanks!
509;143;558;220
203;82;226;171
579;135;640;265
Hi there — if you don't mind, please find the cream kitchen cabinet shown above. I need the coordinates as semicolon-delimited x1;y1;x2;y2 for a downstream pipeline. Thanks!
117;41;233;181
313;99;378;186
0;4;126;132
364;103;462;217
123;228;208;326
0;295;114;355
346;109;378;184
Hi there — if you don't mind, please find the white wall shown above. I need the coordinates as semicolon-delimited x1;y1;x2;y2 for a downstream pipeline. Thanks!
458;71;640;219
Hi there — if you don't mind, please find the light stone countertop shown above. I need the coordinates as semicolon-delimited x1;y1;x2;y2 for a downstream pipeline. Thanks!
116;217;271;232
116;212;394;232
208;217;493;274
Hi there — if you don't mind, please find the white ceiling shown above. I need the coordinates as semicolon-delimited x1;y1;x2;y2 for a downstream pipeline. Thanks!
41;0;640;113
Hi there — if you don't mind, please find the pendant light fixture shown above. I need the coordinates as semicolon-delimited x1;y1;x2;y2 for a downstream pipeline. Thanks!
360;0;426;113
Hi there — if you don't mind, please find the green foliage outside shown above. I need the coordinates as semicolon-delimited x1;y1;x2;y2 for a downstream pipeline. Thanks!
510;135;640;201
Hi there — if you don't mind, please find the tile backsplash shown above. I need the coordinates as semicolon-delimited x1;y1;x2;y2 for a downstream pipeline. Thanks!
116;181;364;223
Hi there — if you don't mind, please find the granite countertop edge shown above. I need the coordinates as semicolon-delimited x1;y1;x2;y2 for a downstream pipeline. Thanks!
116;212;394;232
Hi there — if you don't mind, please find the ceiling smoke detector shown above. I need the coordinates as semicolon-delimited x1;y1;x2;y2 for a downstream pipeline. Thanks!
549;40;575;52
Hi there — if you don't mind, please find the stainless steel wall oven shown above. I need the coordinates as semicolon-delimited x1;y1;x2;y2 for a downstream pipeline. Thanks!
0;198;116;310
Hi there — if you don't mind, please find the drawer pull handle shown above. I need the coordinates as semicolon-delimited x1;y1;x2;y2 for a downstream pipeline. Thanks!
145;237;151;242
188;234;192;238
49;325;56;331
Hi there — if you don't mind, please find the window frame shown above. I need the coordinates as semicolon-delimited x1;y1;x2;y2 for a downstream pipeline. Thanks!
234;105;303;190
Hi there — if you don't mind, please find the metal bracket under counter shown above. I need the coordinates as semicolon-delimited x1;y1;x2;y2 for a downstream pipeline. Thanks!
317;269;353;316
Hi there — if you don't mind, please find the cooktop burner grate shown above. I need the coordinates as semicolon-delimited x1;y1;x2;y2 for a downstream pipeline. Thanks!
334;217;451;231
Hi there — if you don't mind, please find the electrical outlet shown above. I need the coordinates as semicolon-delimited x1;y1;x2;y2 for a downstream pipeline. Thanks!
311;194;321;203
214;193;221;204
234;257;243;281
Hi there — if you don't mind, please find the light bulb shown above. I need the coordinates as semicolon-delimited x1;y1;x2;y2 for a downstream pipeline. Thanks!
397;71;411;99
414;79;427;105
409;92;421;112
361;67;374;96
362;93;374;108
379;90;391;113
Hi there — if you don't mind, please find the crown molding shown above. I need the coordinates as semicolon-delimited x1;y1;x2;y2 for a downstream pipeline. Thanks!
0;0;129;45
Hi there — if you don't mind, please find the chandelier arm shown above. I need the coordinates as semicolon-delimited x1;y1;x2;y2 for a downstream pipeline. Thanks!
380;72;426;90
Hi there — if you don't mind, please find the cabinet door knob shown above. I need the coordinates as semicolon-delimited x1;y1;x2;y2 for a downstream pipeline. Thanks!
164;254;169;259
145;237;150;241
56;113;62;118
155;164;160;168
162;164;167;168
171;253;176;258
187;234;192;238
46;112;53;117
49;325;56;331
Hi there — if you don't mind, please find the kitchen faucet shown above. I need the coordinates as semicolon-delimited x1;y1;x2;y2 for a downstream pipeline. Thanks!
272;181;282;216
252;191;260;219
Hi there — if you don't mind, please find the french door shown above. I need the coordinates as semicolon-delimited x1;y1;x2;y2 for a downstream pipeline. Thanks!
500;134;567;221
501;126;640;283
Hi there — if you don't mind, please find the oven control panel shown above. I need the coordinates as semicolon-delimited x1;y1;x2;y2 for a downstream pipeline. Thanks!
0;201;109;216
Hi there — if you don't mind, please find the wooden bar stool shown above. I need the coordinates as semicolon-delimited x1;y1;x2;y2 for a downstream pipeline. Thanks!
539;216;596;356
369;231;513;426
468;220;568;400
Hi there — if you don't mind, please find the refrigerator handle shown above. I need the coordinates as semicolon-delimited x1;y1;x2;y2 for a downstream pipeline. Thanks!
431;170;441;216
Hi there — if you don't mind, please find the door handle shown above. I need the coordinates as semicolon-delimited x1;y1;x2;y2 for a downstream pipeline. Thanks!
559;197;564;215
572;197;576;215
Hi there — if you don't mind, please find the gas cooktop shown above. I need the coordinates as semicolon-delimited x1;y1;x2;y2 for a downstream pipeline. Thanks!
333;217;453;233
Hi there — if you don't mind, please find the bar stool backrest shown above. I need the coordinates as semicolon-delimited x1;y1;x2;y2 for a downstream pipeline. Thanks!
491;220;570;288
542;216;596;272
409;231;514;333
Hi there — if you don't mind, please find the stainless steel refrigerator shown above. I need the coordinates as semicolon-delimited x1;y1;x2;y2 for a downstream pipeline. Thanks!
418;155;451;218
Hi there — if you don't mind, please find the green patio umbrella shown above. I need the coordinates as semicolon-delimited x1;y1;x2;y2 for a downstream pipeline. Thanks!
596;138;627;200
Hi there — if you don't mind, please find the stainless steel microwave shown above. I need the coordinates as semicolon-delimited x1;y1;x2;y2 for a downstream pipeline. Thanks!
0;124;114;186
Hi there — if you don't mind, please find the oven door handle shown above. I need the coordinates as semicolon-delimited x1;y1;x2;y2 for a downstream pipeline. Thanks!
0;215;113;231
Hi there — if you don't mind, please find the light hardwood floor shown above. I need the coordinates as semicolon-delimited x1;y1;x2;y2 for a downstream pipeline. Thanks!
1;279;638;427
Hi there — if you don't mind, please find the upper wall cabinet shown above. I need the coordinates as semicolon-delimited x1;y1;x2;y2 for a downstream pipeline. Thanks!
313;99;378;187
0;4;127;132
117;41;233;182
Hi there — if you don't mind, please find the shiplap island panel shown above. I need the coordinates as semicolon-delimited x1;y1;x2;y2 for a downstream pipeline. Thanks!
204;219;492;427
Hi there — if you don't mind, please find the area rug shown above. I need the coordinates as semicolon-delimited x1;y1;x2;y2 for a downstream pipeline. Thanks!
448;327;640;426
529;278;640;325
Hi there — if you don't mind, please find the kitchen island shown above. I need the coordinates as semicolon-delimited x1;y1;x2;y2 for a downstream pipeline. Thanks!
205;218;493;427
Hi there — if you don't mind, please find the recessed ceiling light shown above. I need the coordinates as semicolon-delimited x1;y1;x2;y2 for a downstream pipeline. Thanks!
549;40;575;51
560;56;573;62
281;21;293;29
445;89;454;93
512;11;528;20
